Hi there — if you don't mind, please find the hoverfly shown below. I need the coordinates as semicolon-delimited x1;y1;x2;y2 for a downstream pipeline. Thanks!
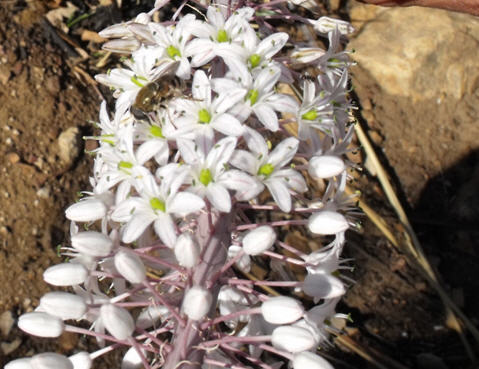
131;60;183;120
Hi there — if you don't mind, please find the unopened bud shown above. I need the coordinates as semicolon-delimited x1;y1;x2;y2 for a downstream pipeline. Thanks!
308;211;349;235
69;352;92;369
313;16;355;35
5;358;32;369
308;155;345;179
227;245;251;273
271;325;316;353
31;353;73;369
114;249;146;284
293;352;334;369
40;292;87;320
174;234;199;268
43;263;88;286
66;199;107;222
121;346;146;369
303;273;345;299
183;286;212;321
242;226;276;256
261;296;304;325
18;312;64;338
100;304;135;340
71;231;113;257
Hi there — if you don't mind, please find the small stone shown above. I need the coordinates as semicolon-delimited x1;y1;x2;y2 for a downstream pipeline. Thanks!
1;338;21;355
0;65;10;85
58;127;81;166
0;311;14;336
36;187;50;199
6;152;20;164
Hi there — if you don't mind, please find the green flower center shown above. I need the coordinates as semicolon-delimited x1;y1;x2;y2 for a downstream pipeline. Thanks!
130;75;146;87
198;109;211;124
217;29;229;43
258;163;274;177
199;168;213;186
118;161;133;169
150;197;166;212
246;89;259;105
301;109;317;121
150;125;164;138
167;45;181;59
249;54;261;68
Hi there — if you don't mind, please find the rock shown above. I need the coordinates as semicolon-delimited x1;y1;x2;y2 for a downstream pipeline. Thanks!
6;152;20;164
58;127;81;166
0;311;14;336
1;338;21;355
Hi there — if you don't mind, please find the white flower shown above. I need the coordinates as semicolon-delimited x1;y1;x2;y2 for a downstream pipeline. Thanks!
111;164;205;247
271;325;316;353
238;29;289;70
71;231;113;257
308;155;345;179
148;14;197;79
308;210;349;235
213;63;298;131
231;127;306;212
31;353;73;369
185;6;255;67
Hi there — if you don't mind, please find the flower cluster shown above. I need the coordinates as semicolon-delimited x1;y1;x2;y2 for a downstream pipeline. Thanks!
7;2;356;369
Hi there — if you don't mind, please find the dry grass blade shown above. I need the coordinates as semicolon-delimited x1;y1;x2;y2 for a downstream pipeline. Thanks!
354;120;479;358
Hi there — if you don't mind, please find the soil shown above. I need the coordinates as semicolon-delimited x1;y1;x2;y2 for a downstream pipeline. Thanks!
0;1;477;369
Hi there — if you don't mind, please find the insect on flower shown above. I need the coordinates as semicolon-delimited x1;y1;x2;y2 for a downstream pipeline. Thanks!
131;60;184;119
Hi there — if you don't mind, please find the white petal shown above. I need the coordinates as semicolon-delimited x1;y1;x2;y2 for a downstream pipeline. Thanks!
257;33;288;60
206;136;237;174
211;113;244;137
212;88;247;114
253;104;278;131
308;211;349;235
111;197;148;223
182;286;212;320
121;347;146;369
100;304;135;340
273;169;307;193
242;226;276;255
5;358;32;369
266;93;299;113
122;212;156;243
40;292;87;320
303;273;345;299
136;139;163;165
243;126;268;156
168;192;205;216
154;215;177;248
136;305;170;330
271;326;316;353
265;179;291;213
268;137;299;168
218;170;263;201
230;150;258;175
293;352;334;369
18;312;64;338
206;183;231;212
177;138;201;165
227;245;251;273
185;38;215;67
254;66;280;93
192;70;211;103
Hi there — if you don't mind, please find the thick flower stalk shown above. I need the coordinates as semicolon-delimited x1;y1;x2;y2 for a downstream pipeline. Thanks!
7;1;357;369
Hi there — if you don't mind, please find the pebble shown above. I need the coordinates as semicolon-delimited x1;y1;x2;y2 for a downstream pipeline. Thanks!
6;152;20;164
36;186;50;199
0;338;21;355
0;311;14;336
58;126;81;166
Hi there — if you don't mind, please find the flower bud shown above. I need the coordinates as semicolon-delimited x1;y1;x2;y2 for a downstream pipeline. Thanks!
261;296;304;325
100;304;135;340
101;39;141;53
40;292;87;320
18;312;64;338
227;245;251;273
43;263;88;286
174;234;199;268
271;326;316;353
5;358;32;369
308;155;345;179
293;352;334;369
242;226;276;256
66;199;107;222
114;249;146;284
183;286;212;321
71;231;113;257
136;305;170;329
308;211;349;235
69;352;92;369
313;16;355;35
31;353;73;369
121;346;146;369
